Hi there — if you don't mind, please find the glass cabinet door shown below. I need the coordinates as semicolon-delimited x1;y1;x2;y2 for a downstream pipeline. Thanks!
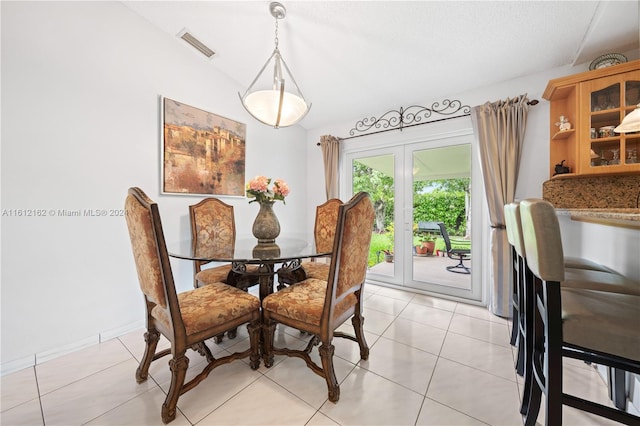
623;80;640;165
583;71;640;174
589;82;621;169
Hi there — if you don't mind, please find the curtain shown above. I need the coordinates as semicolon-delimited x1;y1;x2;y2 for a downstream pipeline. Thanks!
471;95;529;316
319;135;340;200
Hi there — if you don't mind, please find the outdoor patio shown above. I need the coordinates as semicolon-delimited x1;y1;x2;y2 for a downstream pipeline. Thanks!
368;254;471;289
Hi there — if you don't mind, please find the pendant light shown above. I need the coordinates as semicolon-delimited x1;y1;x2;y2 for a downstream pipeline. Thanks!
239;2;311;128
614;103;640;133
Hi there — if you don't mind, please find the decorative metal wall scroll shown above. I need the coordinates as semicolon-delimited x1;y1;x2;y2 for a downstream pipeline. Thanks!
347;99;471;138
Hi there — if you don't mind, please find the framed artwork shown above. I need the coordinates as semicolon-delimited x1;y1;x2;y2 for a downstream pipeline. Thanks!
161;97;246;196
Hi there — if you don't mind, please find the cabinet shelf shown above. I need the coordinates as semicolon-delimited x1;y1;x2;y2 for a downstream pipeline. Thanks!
543;61;640;177
552;129;575;140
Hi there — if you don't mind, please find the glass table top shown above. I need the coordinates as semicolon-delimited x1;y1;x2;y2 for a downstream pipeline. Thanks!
167;237;330;264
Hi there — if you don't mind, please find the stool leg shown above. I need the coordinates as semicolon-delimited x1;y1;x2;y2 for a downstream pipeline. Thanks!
610;368;626;410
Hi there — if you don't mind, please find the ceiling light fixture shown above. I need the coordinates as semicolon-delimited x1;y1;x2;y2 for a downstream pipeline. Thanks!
239;2;310;128
614;104;640;133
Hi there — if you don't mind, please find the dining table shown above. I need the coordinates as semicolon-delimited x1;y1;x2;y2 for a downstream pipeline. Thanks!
168;237;331;301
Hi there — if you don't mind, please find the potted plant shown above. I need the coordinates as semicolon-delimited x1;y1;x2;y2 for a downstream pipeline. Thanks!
413;223;428;255
418;232;437;255
415;244;429;255
382;248;394;263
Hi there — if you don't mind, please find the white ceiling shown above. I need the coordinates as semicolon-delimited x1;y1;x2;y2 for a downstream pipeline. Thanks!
122;1;640;131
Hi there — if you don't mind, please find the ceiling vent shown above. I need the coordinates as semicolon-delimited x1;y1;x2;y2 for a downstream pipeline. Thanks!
178;29;215;59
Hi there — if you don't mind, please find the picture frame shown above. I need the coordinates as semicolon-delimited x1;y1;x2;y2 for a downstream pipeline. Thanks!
161;97;246;197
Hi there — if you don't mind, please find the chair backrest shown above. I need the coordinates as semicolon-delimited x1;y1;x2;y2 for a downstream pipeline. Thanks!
189;197;236;268
314;198;342;253
504;202;526;258
519;198;565;282
323;192;374;323
125;187;182;336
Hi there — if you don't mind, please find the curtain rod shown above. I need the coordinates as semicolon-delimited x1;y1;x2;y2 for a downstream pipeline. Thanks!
317;99;538;144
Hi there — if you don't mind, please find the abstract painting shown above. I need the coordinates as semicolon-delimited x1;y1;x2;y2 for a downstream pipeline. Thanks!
162;97;246;196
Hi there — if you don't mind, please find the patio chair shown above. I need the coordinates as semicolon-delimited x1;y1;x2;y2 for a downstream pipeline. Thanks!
418;221;471;274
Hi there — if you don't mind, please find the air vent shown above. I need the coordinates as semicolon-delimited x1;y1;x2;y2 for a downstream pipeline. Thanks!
178;30;215;59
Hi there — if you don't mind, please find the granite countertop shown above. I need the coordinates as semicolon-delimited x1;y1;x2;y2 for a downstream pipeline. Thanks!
556;208;640;228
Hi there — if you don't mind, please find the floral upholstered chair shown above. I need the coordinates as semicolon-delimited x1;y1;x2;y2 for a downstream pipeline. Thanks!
276;198;342;288
189;197;260;291
262;192;374;403
125;188;261;424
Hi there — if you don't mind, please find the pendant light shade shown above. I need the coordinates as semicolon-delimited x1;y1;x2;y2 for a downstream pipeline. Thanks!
239;2;310;128
614;104;640;133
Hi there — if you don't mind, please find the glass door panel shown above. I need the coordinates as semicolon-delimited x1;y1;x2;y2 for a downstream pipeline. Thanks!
343;130;481;301
625;81;640;106
407;143;476;298
351;153;396;280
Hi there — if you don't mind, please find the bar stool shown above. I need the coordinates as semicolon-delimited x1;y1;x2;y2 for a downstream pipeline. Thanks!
504;202;634;377
518;198;640;426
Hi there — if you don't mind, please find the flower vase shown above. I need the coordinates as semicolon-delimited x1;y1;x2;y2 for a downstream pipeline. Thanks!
252;200;280;243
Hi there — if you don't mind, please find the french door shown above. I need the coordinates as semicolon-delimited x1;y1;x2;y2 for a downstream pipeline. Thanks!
343;130;482;302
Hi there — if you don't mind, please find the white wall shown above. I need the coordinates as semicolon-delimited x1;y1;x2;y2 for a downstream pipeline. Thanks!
1;1;308;372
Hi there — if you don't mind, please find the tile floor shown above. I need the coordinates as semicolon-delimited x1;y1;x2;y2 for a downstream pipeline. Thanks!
1;284;619;425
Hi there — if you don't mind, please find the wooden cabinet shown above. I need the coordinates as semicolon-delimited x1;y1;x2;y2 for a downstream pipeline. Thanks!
543;60;640;178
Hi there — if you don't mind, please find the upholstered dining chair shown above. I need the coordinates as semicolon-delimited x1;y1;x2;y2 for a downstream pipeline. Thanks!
277;198;342;288
189;197;260;291
518;198;640;426
125;187;261;424
262;192;375;403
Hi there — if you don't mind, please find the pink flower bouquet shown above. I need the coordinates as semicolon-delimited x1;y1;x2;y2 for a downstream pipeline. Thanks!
246;175;290;204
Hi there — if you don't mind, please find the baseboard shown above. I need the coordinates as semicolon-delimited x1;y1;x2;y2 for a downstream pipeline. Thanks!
36;335;100;365
0;355;36;376
1;320;144;376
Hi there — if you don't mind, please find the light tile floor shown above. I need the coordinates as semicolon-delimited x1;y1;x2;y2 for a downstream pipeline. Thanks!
1;284;619;425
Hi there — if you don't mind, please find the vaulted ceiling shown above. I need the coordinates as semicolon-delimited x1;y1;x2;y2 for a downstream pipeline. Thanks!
123;1;640;130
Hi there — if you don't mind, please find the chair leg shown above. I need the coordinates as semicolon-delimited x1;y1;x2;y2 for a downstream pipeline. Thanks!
511;295;524;376
515;338;525;376
247;320;261;370
351;313;369;360
446;255;471;274
191;342;214;363
520;265;535;415
510;304;519;346
520;323;537;419
162;354;189;424
262;319;276;368
318;342;339;403
610;368;627;410
136;329;160;383
524;299;544;426
510;251;519;347
544;283;564;426
524;376;542;426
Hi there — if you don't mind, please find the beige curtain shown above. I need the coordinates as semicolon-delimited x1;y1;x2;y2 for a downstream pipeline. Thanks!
471;95;529;317
319;135;340;200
